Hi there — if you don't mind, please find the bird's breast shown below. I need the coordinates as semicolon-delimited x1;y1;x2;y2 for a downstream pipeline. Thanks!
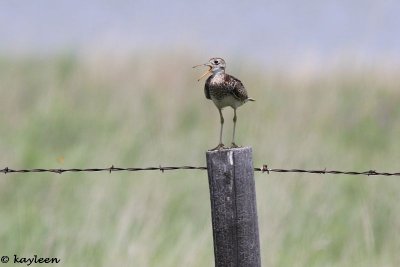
209;75;225;85
207;74;243;109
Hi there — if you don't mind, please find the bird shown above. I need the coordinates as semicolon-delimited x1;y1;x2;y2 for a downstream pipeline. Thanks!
193;57;255;150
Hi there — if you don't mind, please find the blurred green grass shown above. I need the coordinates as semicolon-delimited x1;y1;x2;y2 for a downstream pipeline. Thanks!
1;53;400;266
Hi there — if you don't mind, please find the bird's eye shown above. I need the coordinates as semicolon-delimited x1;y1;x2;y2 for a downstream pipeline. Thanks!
214;60;219;64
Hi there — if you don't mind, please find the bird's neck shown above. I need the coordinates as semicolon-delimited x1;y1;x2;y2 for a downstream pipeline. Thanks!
209;71;225;84
211;69;225;76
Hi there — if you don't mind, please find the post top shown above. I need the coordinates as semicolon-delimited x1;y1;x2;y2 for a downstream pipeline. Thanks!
206;146;252;155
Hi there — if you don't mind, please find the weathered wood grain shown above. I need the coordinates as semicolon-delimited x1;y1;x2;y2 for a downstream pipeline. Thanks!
206;147;261;267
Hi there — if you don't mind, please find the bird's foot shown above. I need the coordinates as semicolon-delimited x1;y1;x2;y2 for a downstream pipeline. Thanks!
230;142;241;148
210;143;225;151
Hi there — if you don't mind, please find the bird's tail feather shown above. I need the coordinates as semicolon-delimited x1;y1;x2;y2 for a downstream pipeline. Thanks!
247;98;255;102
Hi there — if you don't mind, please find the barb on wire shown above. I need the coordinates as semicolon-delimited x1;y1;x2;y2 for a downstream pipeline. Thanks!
1;165;400;176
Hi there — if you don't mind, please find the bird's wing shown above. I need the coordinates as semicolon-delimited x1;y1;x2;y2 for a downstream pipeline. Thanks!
204;77;211;99
225;75;248;101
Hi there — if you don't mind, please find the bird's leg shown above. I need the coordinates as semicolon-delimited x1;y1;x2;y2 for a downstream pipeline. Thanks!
231;109;239;148
210;109;225;150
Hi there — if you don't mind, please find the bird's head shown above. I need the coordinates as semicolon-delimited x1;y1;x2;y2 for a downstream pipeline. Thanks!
193;57;226;81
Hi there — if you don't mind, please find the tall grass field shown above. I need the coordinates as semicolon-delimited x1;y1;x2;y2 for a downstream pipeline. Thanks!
1;53;400;266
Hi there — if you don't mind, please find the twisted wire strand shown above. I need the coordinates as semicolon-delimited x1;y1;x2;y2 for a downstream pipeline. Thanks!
1;165;399;176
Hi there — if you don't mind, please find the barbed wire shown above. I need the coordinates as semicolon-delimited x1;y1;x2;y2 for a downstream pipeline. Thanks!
1;165;400;176
256;166;400;176
0;166;206;174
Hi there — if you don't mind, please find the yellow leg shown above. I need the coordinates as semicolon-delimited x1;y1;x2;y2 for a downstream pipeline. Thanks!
210;109;225;151
231;109;238;148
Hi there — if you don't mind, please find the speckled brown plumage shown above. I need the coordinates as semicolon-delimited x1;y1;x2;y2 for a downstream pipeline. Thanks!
205;73;249;103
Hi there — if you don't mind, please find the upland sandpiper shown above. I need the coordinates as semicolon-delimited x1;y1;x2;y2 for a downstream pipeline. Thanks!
194;57;255;150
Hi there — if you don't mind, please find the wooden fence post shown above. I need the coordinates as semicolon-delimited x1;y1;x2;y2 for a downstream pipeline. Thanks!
206;147;261;267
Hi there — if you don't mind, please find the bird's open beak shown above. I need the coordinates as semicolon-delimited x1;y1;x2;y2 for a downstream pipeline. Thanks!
193;63;212;81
